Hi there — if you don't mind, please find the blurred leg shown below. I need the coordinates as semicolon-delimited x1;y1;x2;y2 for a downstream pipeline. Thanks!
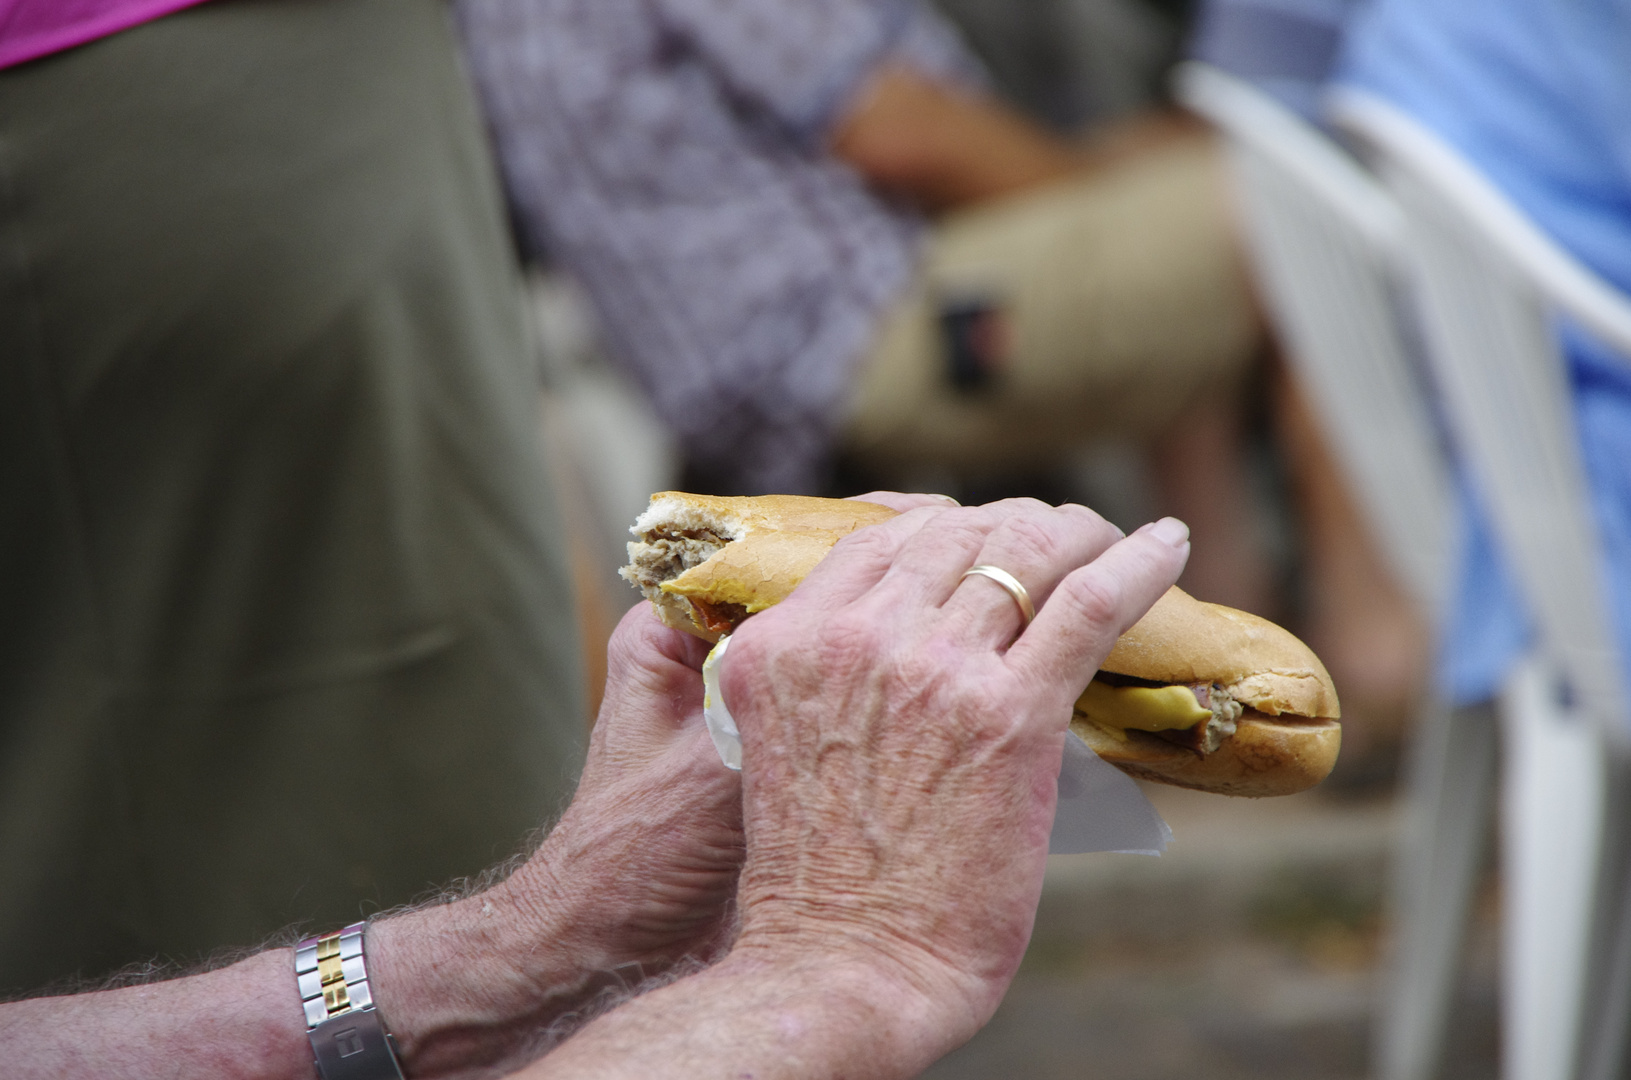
1148;393;1276;615
1275;363;1429;774
846;130;1258;507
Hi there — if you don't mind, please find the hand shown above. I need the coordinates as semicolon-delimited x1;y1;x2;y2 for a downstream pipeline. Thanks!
0;498;1185;1080
505;490;956;968
0;612;745;1080
370;492;961;1078
359;603;744;1077
719;500;1189;1062
511;602;744;967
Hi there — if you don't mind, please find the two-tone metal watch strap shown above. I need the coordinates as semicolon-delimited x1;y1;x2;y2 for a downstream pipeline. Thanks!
295;923;406;1080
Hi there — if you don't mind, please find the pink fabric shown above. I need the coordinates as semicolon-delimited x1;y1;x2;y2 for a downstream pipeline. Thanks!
0;0;211;69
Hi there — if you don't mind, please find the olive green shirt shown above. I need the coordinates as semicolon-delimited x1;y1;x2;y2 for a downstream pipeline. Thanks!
0;0;585;992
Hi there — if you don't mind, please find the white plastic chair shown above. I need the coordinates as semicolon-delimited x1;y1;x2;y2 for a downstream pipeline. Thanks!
1173;62;1492;1080
1332;88;1631;1080
1173;63;1453;610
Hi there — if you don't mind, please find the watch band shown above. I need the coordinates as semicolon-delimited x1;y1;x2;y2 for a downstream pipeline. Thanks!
295;922;406;1080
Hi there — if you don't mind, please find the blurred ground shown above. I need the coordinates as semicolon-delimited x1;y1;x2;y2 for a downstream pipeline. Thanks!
922;785;1501;1080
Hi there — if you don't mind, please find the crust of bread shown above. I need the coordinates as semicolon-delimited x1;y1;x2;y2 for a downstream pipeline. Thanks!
1101;587;1340;720
623;494;1342;796
1070;708;1342;797
631;492;899;639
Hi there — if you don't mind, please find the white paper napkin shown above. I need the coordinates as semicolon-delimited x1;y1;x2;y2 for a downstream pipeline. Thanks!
701;636;1170;856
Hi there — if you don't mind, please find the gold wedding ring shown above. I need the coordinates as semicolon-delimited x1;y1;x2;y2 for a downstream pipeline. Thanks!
961;564;1036;627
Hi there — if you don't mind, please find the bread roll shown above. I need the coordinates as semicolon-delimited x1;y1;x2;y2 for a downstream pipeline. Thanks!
623;492;1340;796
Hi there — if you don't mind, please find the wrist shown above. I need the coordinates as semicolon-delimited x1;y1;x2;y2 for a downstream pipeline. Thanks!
736;892;996;1022
506;794;736;974
360;815;692;1079
697;947;955;1079
360;875;592;1079
528;942;954;1080
720;932;981;1076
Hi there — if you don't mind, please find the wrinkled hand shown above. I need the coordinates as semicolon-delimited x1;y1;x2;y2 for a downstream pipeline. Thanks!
720;499;1188;1054
493;603;742;970
369;604;749;1076
499;492;954;970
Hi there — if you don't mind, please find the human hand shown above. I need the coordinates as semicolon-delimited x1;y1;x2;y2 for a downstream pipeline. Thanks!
718;500;1189;1065
362;603;745;1076
369;492;960;1077
508;490;957;968
507;602;744;967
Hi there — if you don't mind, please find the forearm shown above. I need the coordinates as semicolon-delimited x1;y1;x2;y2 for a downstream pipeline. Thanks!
831;65;1081;210
0;915;588;1080
517;950;951;1080
0;830;697;1080
0;950;309;1080
365;841;667;1078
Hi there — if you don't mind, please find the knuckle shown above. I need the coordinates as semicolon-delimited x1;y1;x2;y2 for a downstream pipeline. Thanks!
831;519;898;562
995;513;1065;568
928;507;993;549
991;496;1052;515
1059;501;1117;537
603;606;654;674
889;645;948;703
1056;569;1126;630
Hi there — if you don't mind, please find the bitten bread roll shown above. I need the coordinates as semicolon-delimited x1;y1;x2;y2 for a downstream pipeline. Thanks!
620;492;898;640
622;492;1340;796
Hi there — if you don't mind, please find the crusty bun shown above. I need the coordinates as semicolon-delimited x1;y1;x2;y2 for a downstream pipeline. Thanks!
623;492;1341;796
1070;709;1342;797
1099;586;1341;720
620;491;898;640
1076;586;1341;796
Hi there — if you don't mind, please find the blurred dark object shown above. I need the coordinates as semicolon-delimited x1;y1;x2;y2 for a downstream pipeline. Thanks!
938;292;1010;392
929;0;1197;129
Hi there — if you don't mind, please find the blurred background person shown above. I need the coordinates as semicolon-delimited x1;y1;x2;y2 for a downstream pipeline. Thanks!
1336;0;1631;729
1188;0;1357;122
454;0;1277;621
457;0;1424;779
1184;0;1429;780
0;0;586;994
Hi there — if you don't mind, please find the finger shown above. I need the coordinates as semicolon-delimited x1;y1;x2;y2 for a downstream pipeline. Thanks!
612;601;714;673
861;501;1014;612
770;502;952;619
1004;518;1191;713
941;502;1125;650
846;490;960;514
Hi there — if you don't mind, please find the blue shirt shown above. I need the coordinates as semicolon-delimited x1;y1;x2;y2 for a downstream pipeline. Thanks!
1189;0;1360;122
1336;0;1631;705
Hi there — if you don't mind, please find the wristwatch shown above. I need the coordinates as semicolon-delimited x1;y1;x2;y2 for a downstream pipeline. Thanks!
295;922;406;1080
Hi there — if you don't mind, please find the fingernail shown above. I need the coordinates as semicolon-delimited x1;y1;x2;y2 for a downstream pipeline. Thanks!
1144;517;1190;547
931;493;961;505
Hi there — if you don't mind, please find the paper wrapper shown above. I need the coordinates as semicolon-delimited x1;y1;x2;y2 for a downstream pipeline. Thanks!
702;636;1170;856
